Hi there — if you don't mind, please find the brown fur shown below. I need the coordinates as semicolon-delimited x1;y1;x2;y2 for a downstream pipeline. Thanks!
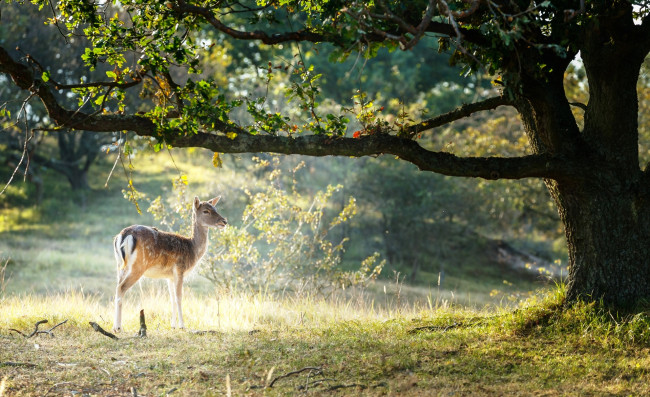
118;226;198;275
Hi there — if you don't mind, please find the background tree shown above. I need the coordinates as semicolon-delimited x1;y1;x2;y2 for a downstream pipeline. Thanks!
2;0;650;308
0;2;119;196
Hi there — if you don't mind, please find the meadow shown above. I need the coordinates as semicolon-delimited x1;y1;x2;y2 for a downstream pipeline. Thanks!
4;287;650;396
2;149;650;396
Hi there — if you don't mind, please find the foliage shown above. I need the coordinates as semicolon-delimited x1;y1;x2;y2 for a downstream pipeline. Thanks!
147;157;384;296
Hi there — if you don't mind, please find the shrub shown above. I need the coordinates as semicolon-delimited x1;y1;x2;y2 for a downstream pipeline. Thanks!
148;158;383;296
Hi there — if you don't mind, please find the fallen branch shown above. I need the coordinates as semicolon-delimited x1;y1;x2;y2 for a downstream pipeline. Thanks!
9;319;47;337
45;319;68;336
191;330;222;335
268;367;322;388
325;383;367;391
8;319;67;338
90;310;147;339
408;322;461;333
89;322;118;340
296;378;337;391
1;361;36;368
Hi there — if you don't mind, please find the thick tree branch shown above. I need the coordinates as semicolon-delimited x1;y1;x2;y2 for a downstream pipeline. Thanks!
424;21;489;46
0;45;568;182
160;131;566;180
344;6;488;49
404;95;511;136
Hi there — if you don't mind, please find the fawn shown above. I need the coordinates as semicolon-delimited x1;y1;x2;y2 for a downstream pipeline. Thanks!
112;196;227;332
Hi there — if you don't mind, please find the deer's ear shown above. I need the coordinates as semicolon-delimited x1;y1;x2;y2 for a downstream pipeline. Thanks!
209;196;221;206
194;196;201;210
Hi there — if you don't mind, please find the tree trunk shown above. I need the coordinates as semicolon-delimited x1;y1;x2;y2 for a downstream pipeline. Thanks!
502;6;650;308
63;168;90;191
555;11;650;308
54;131;101;191
552;178;650;307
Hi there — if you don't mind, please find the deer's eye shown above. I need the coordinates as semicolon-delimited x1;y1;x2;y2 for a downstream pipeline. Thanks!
203;210;210;214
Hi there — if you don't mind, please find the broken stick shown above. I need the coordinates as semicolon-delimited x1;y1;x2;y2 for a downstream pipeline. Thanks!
137;309;146;338
89;322;118;340
8;319;66;338
268;367;323;388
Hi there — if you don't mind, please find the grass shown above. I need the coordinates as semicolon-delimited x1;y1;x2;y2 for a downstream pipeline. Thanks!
3;287;650;396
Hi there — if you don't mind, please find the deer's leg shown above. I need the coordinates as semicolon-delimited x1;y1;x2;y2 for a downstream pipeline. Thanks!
114;285;123;333
173;268;185;329
113;259;144;332
166;278;178;328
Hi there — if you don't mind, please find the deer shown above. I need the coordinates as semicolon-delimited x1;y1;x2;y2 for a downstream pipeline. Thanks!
112;196;227;332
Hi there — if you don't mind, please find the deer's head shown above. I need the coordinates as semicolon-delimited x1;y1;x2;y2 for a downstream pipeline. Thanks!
194;196;227;229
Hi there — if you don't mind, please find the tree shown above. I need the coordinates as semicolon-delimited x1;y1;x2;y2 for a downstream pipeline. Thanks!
0;2;115;194
2;0;650;308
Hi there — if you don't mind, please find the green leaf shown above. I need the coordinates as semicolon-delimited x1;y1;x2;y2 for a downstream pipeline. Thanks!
41;71;50;82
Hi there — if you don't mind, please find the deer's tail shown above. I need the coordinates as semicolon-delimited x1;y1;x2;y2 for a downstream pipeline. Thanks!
113;233;136;277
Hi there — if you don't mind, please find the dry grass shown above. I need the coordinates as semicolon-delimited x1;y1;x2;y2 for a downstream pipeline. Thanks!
3;288;650;396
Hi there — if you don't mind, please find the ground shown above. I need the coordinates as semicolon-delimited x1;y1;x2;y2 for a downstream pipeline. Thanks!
2;290;650;396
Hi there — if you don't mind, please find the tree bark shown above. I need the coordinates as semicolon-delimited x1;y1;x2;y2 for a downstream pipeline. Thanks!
558;183;650;307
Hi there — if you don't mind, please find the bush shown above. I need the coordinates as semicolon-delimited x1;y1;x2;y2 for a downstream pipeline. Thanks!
148;158;383;296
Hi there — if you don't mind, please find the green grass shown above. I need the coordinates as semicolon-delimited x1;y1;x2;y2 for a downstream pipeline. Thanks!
3;288;650;396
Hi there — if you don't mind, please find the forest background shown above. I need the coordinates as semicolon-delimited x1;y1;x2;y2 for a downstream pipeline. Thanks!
0;2;580;304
